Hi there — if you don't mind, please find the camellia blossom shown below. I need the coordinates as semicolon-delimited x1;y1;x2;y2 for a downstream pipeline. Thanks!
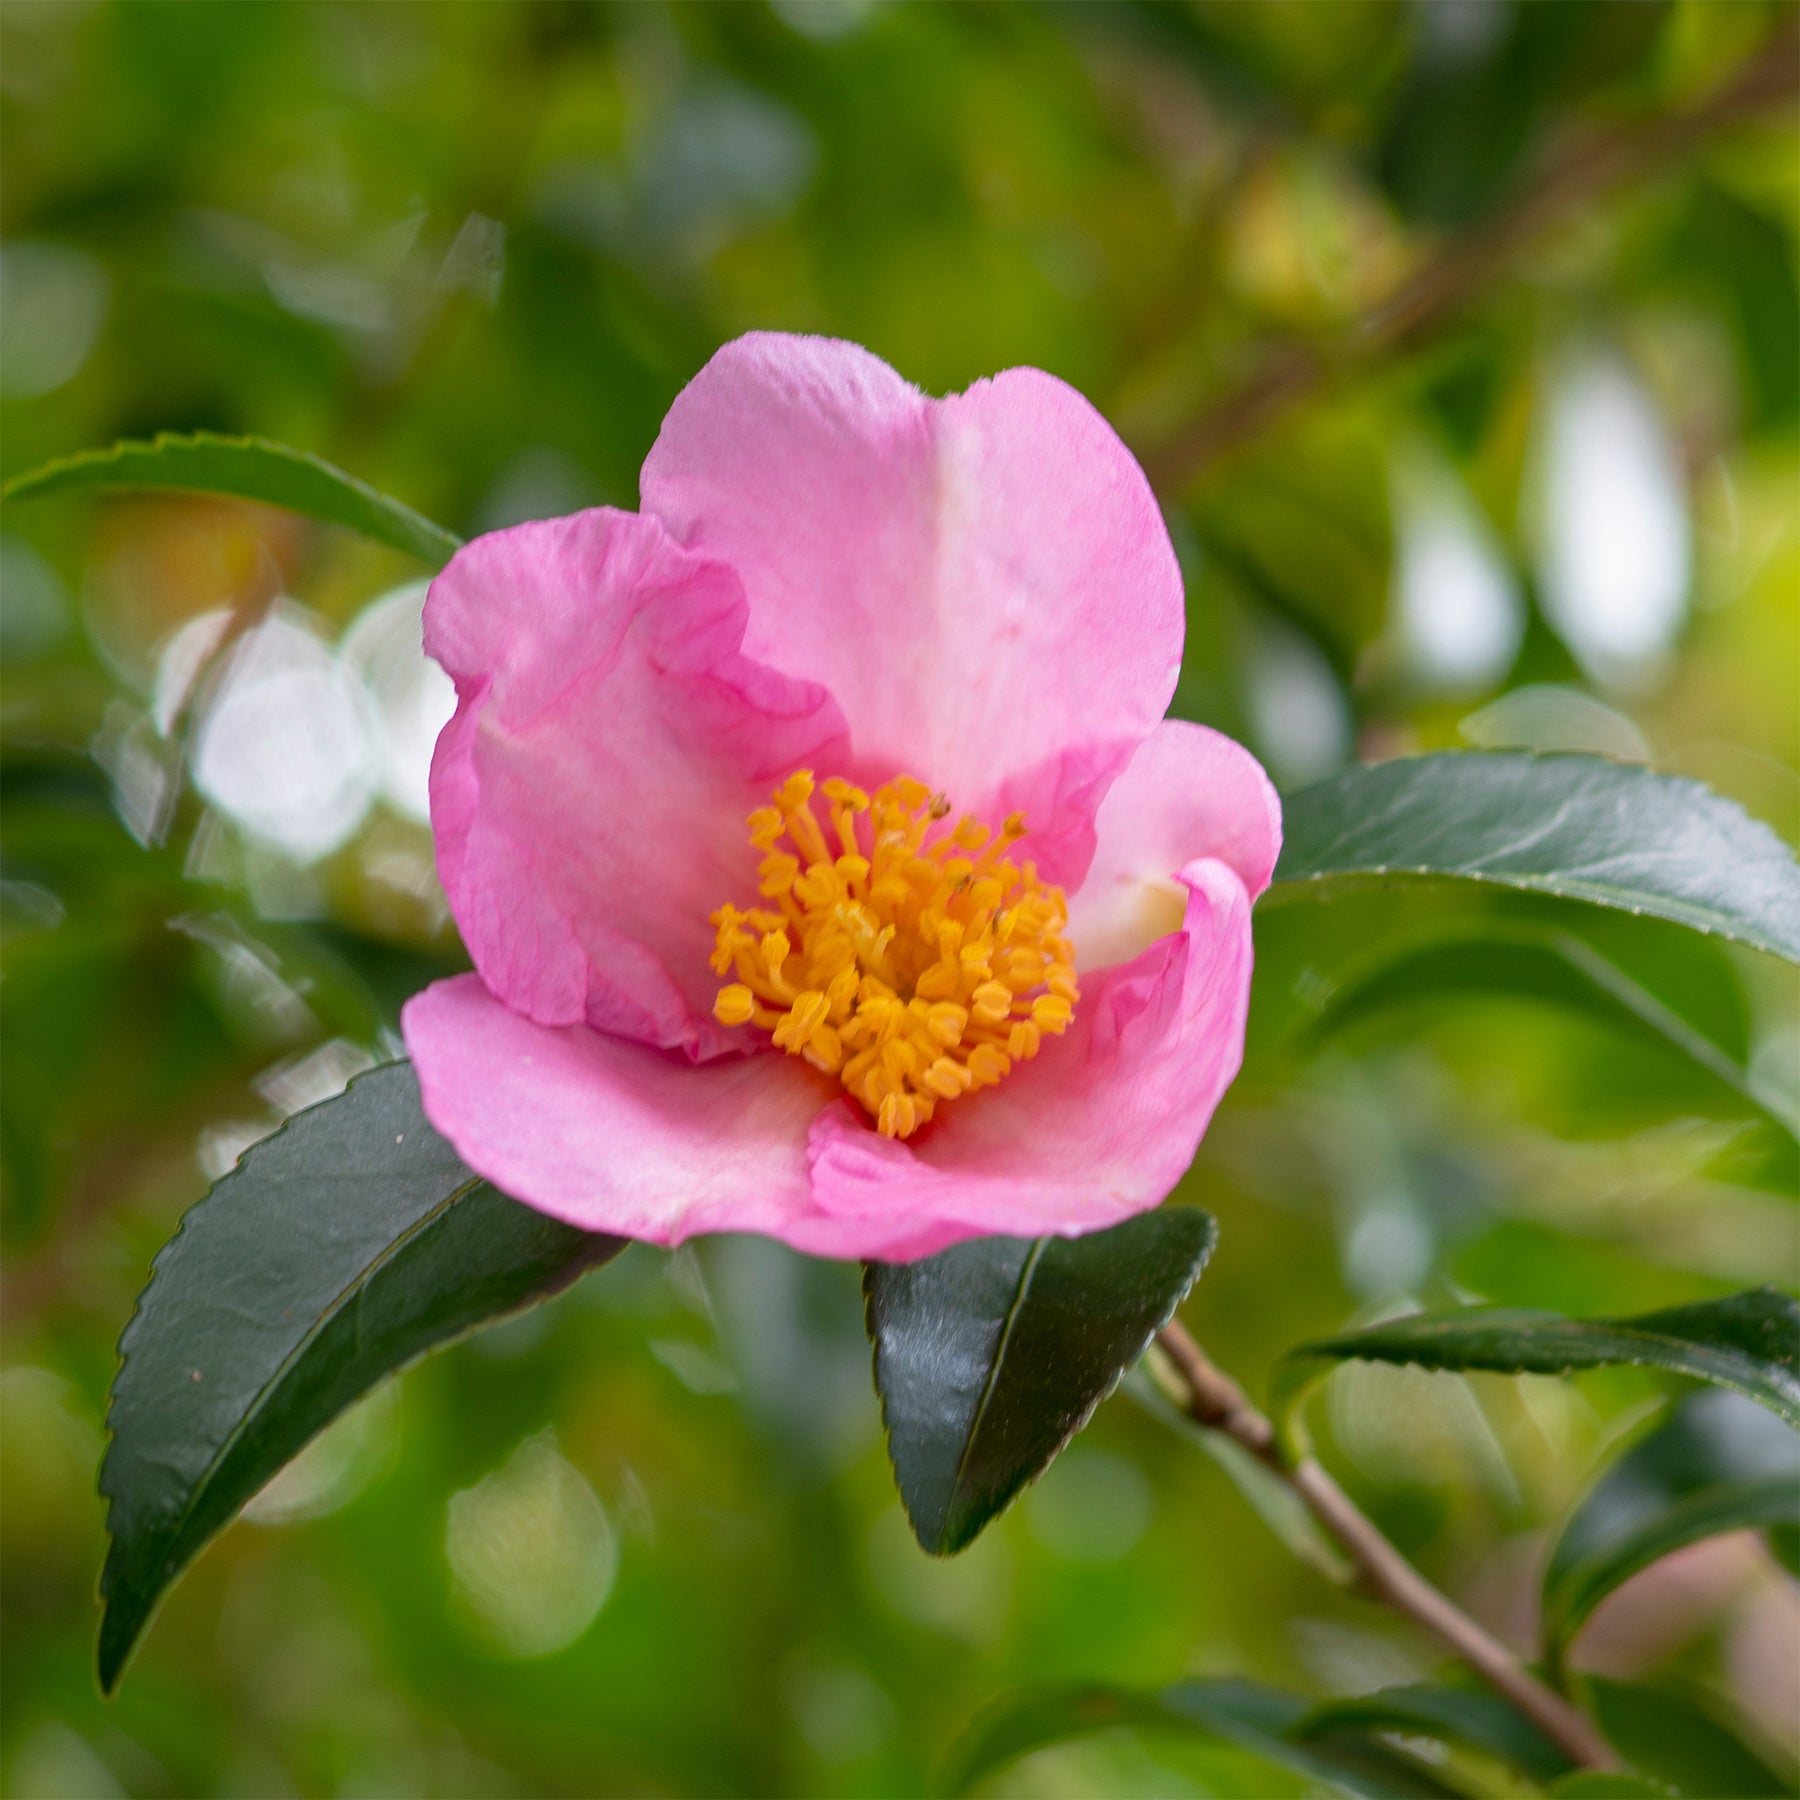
401;333;1280;1261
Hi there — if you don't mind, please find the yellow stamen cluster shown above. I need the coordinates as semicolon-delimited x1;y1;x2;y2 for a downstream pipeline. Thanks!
710;770;1078;1139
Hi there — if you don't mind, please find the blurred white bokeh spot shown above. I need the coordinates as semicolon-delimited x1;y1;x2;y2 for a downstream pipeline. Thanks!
445;1431;617;1658
1459;683;1652;762
1390;453;1523;694
1533;350;1691;688
339;580;455;824
1246;618;1350;789
0;241;109;397
246;1381;400;1526
152;607;236;735
253;1037;377;1117
190;603;381;861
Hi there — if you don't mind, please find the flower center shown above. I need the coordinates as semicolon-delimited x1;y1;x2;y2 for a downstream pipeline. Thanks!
710;770;1078;1139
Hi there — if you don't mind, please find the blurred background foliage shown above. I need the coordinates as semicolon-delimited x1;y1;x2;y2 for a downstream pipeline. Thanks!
1;1;1797;1795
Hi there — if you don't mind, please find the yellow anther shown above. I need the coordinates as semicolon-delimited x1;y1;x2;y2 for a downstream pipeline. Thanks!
715;984;757;1027
802;1023;843;1074
776;770;816;810
923;1056;974;1099
970;981;1013;1025
925;1002;969;1048
914;961;962;1002
708;770;1078;1137
772;989;830;1052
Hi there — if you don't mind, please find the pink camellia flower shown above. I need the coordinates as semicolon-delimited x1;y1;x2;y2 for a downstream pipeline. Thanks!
400;333;1280;1262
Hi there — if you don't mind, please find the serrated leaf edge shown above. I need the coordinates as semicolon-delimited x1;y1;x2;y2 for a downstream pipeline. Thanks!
97;1062;482;1688
863;1209;1218;1557
3;431;463;568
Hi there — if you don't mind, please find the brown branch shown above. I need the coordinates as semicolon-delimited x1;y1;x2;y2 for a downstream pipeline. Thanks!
1154;1318;1620;1773
1137;17;1800;492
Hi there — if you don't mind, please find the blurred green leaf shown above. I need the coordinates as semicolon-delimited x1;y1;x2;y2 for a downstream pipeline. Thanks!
1547;1776;1674;1798
1305;926;1798;1138
98;1060;623;1693
1273;1290;1800;1454
1543;1390;1800;1664
1584;1677;1792;1799
1375;1;1667;227
1768;1519;1800;1577
1266;753;1800;965
1126;1367;1354;1582
946;1678;1466;1798
865;1208;1215;1555
2;434;462;568
1298;1683;1574;1786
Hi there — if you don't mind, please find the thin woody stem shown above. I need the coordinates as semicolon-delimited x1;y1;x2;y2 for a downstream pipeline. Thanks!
1135;16;1800;491
1154;1318;1619;1773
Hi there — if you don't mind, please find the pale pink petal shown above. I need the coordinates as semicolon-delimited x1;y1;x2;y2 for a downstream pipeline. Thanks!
1068;719;1281;972
404;975;832;1245
807;859;1254;1257
425;508;849;1058
640;333;1184;883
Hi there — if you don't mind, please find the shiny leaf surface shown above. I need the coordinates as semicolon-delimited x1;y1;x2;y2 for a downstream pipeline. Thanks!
99;1061;624;1691
1274;1289;1800;1453
1266;753;1800;965
865;1208;1216;1555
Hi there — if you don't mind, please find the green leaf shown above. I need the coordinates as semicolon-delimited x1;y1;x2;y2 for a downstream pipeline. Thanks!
1125;1366;1353;1582
98;1061;622;1692
1547;1776;1674;1798
946;1680;1465;1799
1543;1390;1800;1663
1273;1289;1800;1456
1768;1519;1800;1578
865;1208;1216;1556
2;432;462;568
1264;753;1800;966
1298;1684;1574;1786
1304;925;1798;1139
1584;1677;1793;1799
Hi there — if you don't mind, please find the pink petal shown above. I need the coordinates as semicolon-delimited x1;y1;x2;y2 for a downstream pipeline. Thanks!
807;859;1254;1258
425;508;849;1058
640;333;1184;883
404;975;830;1245
1068;719;1281;973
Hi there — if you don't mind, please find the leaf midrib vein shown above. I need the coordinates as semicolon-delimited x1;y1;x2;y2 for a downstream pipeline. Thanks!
952;1239;1049;1505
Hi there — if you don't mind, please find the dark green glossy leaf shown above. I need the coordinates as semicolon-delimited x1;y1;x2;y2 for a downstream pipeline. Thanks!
865;1208;1215;1555
1585;1678;1793;1799
2;433;462;568
946;1679;1465;1799
1264;753;1800;966
1273;1290;1800;1455
1306;926;1797;1138
99;1061;623;1692
1544;1390;1800;1662
1299;1684;1574;1786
